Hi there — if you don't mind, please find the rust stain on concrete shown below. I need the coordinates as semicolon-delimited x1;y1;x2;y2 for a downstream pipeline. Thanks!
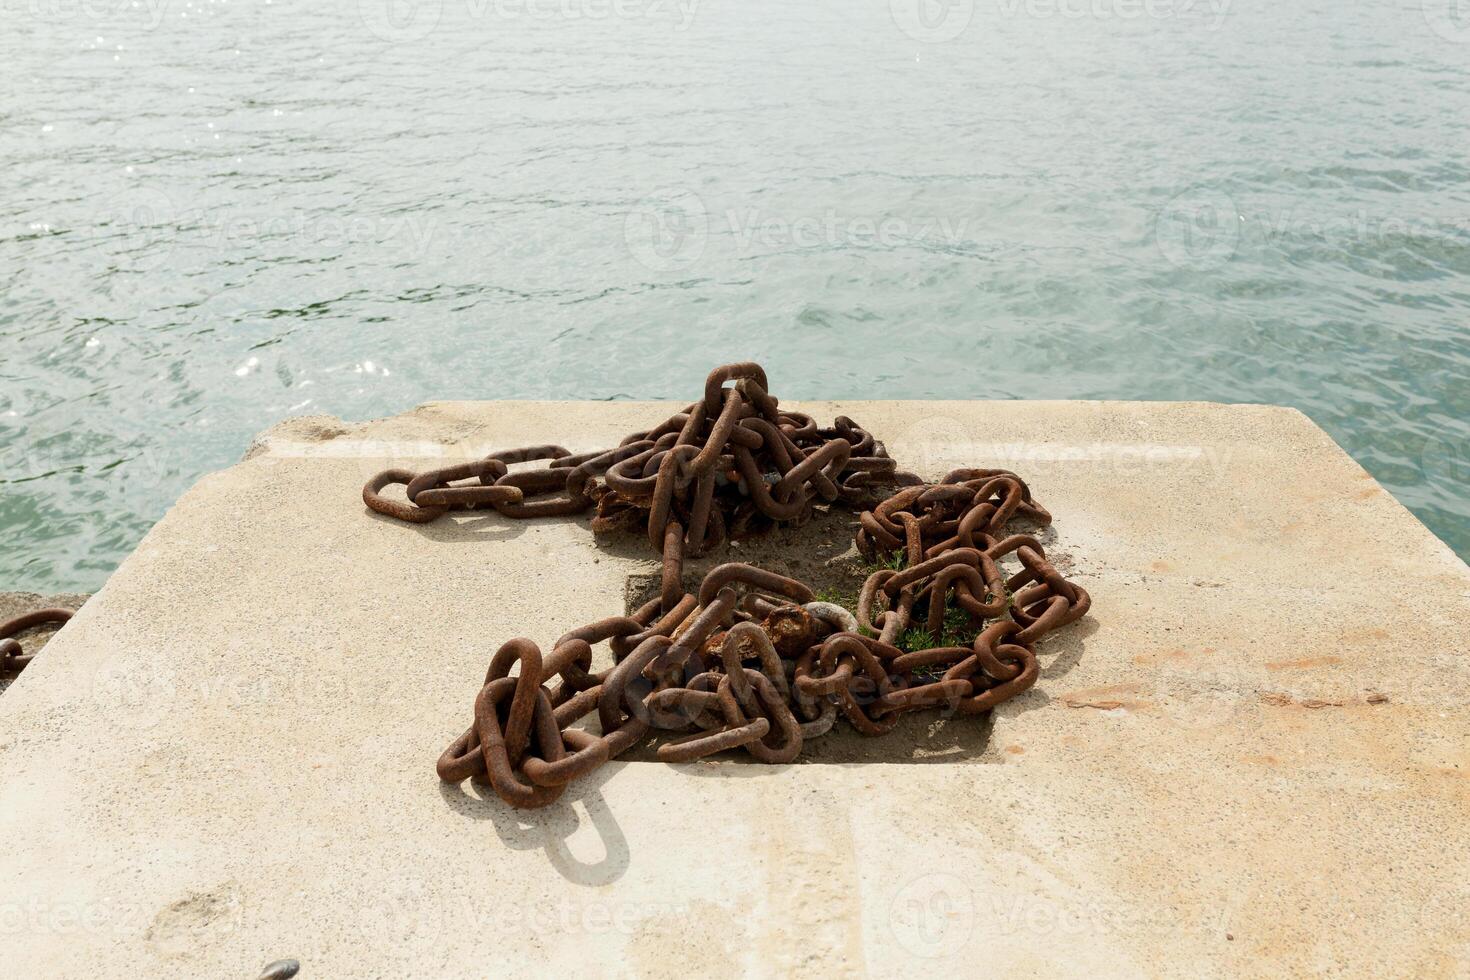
1266;655;1344;670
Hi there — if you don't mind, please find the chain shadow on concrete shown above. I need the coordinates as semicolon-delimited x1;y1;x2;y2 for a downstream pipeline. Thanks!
362;504;593;544
437;763;631;886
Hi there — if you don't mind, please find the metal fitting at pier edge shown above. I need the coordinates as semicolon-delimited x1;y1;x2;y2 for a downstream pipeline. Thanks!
0;608;73;678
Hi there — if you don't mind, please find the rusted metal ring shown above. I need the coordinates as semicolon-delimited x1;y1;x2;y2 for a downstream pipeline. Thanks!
363;469;448;523
1;605;74;675
697;564;814;607
703;362;768;416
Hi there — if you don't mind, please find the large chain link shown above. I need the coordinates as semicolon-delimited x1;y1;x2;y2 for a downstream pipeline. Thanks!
363;363;1090;808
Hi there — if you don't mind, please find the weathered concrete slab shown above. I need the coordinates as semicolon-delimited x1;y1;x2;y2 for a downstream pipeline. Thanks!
0;401;1466;978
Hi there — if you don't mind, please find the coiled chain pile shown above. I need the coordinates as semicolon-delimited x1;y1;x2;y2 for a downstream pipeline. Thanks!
363;362;1090;809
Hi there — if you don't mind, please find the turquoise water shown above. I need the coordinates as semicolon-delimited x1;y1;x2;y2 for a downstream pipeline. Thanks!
2;0;1468;592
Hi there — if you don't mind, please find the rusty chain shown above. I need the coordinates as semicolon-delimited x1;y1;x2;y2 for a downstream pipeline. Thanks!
362;362;1090;808
0;608;74;677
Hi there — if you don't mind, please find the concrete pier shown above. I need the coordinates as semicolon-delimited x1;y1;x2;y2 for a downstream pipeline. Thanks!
0;401;1466;977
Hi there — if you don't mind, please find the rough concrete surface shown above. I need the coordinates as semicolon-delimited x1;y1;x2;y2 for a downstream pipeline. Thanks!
0;400;1466;978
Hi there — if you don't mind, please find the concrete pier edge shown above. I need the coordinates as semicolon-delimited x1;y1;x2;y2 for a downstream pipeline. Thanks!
0;400;1466;977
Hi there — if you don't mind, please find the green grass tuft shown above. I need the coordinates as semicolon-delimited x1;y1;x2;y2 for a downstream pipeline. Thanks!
812;585;858;610
863;549;907;573
896;603;977;652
